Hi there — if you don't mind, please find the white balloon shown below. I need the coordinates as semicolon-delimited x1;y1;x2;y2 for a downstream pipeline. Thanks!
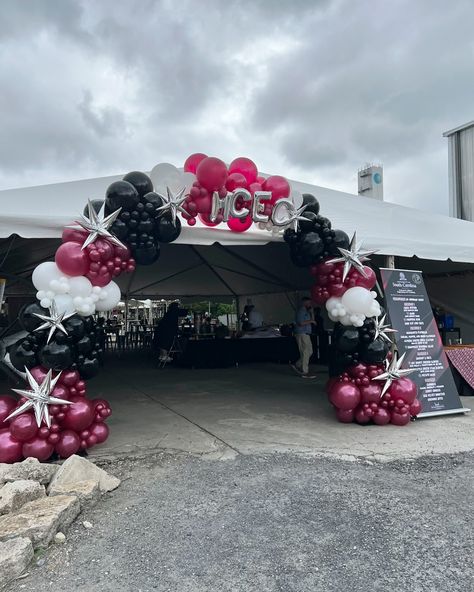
53;294;75;315
182;171;196;191
341;287;374;315
46;290;55;300
92;286;102;295
69;276;93;299
40;298;52;308
291;189;303;209
37;290;46;300
95;281;121;312
150;163;182;193
32;262;63;291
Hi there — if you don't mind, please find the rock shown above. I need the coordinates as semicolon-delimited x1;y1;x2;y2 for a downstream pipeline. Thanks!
54;532;66;544
0;480;46;516
0;495;80;549
0;537;33;588
49;479;100;510
82;520;93;529
48;455;120;494
0;458;58;486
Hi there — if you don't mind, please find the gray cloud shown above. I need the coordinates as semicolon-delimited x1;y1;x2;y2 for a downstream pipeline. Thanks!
0;0;473;215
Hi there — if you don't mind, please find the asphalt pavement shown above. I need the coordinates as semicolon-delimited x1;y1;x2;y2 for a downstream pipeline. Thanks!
8;451;474;592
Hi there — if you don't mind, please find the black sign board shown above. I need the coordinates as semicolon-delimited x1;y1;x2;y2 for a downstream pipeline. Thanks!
380;268;465;417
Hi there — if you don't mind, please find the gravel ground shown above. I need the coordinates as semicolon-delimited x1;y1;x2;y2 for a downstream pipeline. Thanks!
7;452;474;592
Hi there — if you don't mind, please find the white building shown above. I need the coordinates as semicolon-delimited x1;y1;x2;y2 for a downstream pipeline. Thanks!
444;120;474;220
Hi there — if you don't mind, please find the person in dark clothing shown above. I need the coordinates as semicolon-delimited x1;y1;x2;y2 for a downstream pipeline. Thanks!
153;302;180;361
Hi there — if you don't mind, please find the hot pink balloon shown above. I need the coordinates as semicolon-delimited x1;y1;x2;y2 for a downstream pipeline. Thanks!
0;428;23;463
55;242;90;277
55;430;81;458
409;399;422;416
225;172;248;192
9;414;38;443
227;216;253;233
22;437;54;461
262;175;290;203
0;395;17;427
388;377;417;405
390;410;411;426
184;152;208;174
359;383;382;405
229;157;258;185
90;422;109;444
329;382;361;410
196;157;228;192
336;408;355;423
62;398;94;431
373;407;391;425
62;227;87;244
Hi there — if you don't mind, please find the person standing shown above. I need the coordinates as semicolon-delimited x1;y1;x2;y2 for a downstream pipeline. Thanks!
291;297;316;378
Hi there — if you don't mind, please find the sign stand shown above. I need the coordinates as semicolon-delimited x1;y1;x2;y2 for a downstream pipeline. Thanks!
380;268;468;418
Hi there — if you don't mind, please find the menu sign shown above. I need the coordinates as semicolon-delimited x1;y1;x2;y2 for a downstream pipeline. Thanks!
380;268;464;417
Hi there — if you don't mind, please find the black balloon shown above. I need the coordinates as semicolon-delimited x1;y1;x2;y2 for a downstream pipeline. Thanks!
76;335;93;354
0;339;5;362
283;228;298;244
9;339;38;370
134;244;161;265
78;356;100;380
332;229;350;251
105;180;140;211
63;316;86;342
298;212;318;233
155;216;181;243
110;219;129;241
18;303;48;333
335;327;360;353
40;342;74;371
122;171;153;197
302;193;320;215
299;232;324;259
359;338;390;364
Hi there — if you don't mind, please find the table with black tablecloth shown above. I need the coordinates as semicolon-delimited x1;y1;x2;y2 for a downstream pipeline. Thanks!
177;334;330;369
445;346;474;396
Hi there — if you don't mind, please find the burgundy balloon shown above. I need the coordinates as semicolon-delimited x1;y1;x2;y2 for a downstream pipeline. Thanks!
229;157;258;185
349;363;368;378
325;377;339;395
29;366;49;385
388;377;417;405
262;175;290;202
62;227;87;244
22;437;54;462
373;407;391;425
336;408;355;423
55;430;81;458
225;172;249;192
0;428;23;463
355;408;371;424
9;413;38;443
359;383;382;405
196;157;228;192
352;266;377;290
184;152;207;174
55;241;90;277
89;422;109;444
329;382;361;411
409;399;422;416
60;370;81;387
227;216;253;233
390;411;411;426
0;395;17;427
62;397;94;431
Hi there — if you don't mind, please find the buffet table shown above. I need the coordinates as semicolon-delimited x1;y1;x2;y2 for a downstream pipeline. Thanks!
444;345;474;396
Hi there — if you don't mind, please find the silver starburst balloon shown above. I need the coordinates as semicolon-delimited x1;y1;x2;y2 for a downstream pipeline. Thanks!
156;186;187;226
372;352;416;396
373;314;397;344
67;199;126;250
33;300;75;344
6;368;72;428
327;231;378;282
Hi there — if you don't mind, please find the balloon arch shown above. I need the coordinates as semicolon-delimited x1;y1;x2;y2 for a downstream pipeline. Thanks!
0;154;421;463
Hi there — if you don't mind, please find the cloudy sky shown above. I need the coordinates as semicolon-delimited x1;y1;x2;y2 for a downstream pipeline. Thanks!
1;0;473;214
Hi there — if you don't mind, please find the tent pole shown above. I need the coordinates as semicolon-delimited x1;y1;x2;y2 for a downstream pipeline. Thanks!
385;255;395;269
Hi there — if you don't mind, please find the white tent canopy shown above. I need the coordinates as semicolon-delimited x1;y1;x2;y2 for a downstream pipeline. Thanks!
2;172;474;262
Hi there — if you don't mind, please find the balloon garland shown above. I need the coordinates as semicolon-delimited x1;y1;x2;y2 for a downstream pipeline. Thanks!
0;154;421;463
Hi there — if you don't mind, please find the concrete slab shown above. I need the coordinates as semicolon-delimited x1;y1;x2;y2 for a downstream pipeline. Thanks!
86;356;474;462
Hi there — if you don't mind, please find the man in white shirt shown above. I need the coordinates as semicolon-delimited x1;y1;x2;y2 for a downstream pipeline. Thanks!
248;305;264;329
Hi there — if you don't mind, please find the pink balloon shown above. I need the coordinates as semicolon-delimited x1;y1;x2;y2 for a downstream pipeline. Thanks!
390;410;411;426
62;398;94;431
329;382;361;410
22;437;54;462
9;414;38;443
196;157;228;192
227;216;253;233
409;399;422;416
0;428;23;463
0;395;17;427
225;172;248;192
373;407;391;425
55;430;81;458
262;175;290;203
184;152;207;174
336;408;355;423
359;383;382;405
90;422;109;444
62;227;87;244
229;157;258;185
387;377;417;405
55;242;90;277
